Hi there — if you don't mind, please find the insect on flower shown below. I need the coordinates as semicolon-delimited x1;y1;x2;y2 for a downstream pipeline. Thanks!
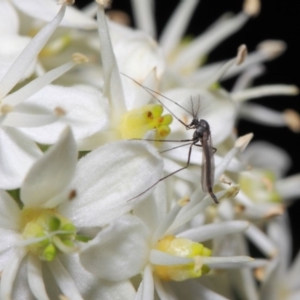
122;73;218;204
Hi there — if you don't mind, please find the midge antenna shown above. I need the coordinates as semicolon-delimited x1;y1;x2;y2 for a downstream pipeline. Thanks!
122;73;218;204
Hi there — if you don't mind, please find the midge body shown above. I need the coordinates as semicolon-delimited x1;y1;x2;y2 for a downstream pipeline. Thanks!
122;74;218;204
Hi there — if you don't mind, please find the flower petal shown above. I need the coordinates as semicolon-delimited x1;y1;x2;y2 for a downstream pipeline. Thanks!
0;191;21;231
0;1;19;34
136;264;154;300
0;127;42;190
80;214;149;281
12;0;97;29
21;127;77;208
59;140;163;227
18;84;109;144
47;257;84;300
27;254;50;300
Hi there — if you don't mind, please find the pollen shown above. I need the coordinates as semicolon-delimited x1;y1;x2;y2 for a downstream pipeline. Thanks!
120;104;173;140
153;235;211;281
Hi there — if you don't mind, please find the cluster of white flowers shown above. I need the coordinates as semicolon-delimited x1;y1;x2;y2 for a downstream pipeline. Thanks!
0;0;299;299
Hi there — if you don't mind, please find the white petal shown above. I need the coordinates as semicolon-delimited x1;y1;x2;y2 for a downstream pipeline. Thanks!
0;190;21;231
59;254;136;299
178;221;249;242
130;0;155;37
0;35;33;83
133;181;168;233
59;140;163;227
276;174;300;201
154;277;177;300
80;215;149;281
1;248;27;300
0;5;66;99
0;1;19;34
245;224;278;258
19;84;109;144
47;257;84;300
169;280;230;300
0;127;42;190
21;127;77;208
97;5;126;124
136;265;154;300
159;0;199;56
0;228;20;256
12;0;97;29
27;254;50;300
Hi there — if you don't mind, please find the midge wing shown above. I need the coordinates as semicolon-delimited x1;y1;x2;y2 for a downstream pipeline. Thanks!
201;130;215;195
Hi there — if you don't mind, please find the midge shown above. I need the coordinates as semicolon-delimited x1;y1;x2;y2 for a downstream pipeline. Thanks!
122;73;218;204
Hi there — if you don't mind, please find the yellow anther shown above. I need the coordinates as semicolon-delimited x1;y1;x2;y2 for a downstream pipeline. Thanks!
120;104;173;140
153;235;211;281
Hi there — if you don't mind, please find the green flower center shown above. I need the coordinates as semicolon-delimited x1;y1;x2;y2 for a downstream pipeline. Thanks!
120;104;173;140
153;235;211;281
21;208;79;261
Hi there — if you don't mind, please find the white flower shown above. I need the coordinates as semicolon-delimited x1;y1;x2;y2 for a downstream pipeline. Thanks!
0;127;163;299
0;2;108;189
80;136;258;299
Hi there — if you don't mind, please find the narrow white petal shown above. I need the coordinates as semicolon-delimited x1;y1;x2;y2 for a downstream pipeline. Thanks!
203;256;254;269
0;5;66;99
80;215;149;281
169;280;230;300
0;190;21;231
96;4;126;124
27;254;50;300
232;65;265;92
178;221;249;242
136;265;154;300
47;257;84;300
59;254;136;300
0;0;19;34
154;277;177;300
151;204;182;245
159;0;199;55
245;224;278;258
276;174;300;201
19;84;109;144
1;249;27;300
59;141;163;227
3;61;76;106
149;250;193;266
0;127;42;190
288;249;300;290
130;0;155;37
173;12;249;71
21;127;77;208
231;85;299;102
12;0;97;29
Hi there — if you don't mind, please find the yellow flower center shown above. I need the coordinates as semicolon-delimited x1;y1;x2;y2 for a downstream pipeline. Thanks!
120;104;173;140
153;235;211;281
21;208;77;261
239;170;282;203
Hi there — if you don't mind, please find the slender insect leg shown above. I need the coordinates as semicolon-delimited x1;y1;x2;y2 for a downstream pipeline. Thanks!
127;142;196;202
160;142;196;154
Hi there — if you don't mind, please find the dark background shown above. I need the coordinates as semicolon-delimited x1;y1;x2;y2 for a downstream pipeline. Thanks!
76;0;300;257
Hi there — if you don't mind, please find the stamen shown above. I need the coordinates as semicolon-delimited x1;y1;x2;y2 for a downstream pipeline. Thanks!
243;0;261;17
96;0;112;9
54;107;66;116
283;109;300;133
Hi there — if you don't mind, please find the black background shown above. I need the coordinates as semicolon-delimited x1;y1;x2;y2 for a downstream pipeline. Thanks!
75;0;300;257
